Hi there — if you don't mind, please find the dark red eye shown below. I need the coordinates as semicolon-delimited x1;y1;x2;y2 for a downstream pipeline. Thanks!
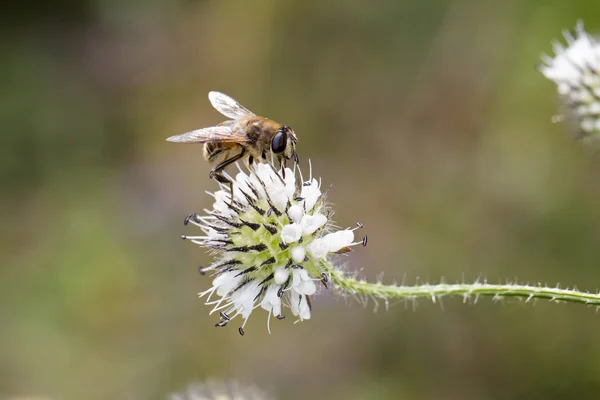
271;130;288;154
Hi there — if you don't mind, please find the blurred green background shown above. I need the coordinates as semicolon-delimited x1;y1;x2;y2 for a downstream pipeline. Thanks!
2;0;600;399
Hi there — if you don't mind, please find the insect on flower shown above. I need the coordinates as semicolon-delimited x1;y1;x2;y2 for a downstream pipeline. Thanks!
166;92;299;198
182;162;366;334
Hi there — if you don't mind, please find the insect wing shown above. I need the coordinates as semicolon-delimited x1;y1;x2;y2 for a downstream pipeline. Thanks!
208;91;255;119
166;126;249;144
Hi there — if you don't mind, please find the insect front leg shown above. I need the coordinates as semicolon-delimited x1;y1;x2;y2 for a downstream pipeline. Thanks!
278;156;287;179
210;170;235;197
209;149;245;204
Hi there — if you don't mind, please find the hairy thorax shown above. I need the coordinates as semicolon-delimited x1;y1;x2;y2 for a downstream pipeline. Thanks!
203;116;282;166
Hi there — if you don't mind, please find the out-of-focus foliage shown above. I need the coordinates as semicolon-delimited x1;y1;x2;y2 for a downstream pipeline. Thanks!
2;1;600;399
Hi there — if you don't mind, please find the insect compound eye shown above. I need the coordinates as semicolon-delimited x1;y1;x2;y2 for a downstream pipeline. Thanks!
271;129;288;154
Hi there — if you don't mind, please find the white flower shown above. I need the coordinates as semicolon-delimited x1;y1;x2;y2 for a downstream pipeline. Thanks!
539;21;600;140
170;380;272;400
182;162;365;334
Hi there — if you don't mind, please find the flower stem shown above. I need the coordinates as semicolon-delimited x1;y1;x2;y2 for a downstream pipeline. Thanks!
327;267;600;307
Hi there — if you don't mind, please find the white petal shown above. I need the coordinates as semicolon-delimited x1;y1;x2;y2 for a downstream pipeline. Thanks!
323;229;354;253
205;227;227;240
582;118;595;132
290;246;306;263
214;190;231;203
289;290;301;316
298;279;316;296
307;238;329;259
293;269;317;295
235;170;249;184
247;172;266;198
212;191;235;217
267;185;289;211
283;168;296;200
232;190;248;205
298;295;311;320
291;268;302;287
281;223;302;243
301;179;321;211
254;163;276;183
301;213;327;235
213;271;242;296
232;280;260;319
232;174;251;204
542;24;600;87
288;204;304;223
274;267;290;284
260;296;272;312
583;73;595;86
299;269;310;280
266;284;281;304
557;83;570;95
260;284;281;311
251;164;288;211
272;302;282;317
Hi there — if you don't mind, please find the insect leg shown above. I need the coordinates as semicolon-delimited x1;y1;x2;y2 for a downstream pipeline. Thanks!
278;156;287;178
209;149;246;203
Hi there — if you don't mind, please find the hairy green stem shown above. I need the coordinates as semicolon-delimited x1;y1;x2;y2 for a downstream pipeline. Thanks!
326;267;600;307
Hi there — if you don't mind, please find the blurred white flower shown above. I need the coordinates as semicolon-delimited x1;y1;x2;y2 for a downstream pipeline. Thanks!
182;162;365;334
540;21;600;140
170;380;272;400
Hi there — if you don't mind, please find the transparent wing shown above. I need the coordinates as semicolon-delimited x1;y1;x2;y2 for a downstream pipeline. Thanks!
208;91;255;119
166;126;250;144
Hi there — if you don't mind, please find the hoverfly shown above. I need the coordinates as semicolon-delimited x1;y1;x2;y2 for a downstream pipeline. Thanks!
166;91;298;199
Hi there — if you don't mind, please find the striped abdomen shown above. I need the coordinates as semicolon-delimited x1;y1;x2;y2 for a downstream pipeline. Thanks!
203;142;243;163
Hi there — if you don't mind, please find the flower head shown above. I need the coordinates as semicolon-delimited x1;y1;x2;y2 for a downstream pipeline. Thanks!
182;162;365;334
170;380;272;400
539;21;600;141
